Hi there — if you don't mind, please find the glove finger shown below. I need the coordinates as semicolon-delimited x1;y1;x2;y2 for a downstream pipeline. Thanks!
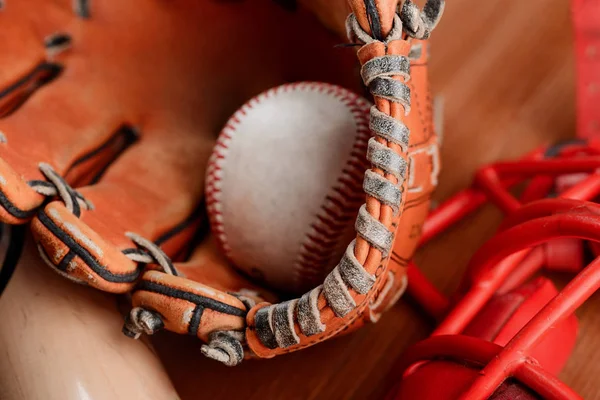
0;20;46;116
32;116;214;293
0;3;133;224
0;1;72;114
0;0;237;225
0;234;180;400
0;70;137;224
126;235;276;366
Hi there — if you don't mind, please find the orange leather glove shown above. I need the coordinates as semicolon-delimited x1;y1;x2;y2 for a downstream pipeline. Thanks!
0;0;443;366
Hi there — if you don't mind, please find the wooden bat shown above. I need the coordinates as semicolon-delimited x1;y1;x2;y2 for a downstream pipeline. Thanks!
0;229;180;400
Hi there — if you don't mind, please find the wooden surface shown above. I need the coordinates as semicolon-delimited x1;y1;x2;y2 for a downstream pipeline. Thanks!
154;1;599;399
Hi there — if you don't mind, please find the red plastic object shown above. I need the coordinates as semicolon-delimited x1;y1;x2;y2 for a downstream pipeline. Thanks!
463;277;577;376
393;360;542;400
390;138;600;400
389;5;600;396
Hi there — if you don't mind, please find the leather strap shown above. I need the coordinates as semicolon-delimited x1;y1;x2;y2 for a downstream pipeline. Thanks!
573;0;600;138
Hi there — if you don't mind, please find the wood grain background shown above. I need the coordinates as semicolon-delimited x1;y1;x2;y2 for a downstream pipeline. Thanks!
154;1;600;398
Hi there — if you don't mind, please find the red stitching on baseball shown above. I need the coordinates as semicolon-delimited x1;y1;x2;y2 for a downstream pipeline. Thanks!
205;82;371;291
292;86;371;290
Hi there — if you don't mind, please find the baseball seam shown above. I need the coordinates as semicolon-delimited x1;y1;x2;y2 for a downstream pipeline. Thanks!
205;82;371;292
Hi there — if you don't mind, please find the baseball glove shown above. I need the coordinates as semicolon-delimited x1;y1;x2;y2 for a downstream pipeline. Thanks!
0;0;443;365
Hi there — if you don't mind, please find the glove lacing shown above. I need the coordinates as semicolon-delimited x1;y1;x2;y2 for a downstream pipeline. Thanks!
33;163;178;276
34;163;185;344
400;0;445;40
31;163;94;217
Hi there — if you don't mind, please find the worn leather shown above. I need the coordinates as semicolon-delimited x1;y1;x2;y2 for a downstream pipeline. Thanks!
0;0;358;345
0;0;440;361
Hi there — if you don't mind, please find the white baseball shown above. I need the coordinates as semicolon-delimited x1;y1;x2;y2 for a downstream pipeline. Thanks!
205;82;371;294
